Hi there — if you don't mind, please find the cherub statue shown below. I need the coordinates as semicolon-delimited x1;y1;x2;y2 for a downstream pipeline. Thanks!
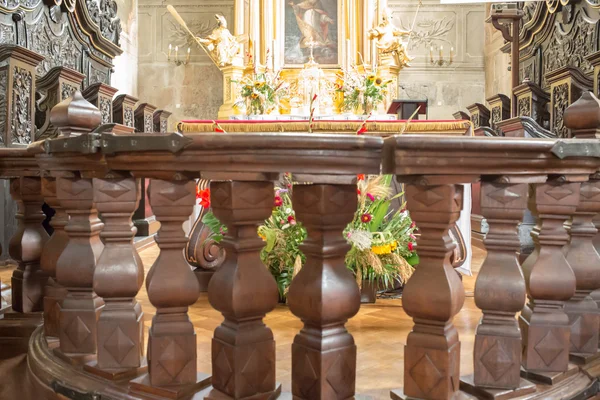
368;8;413;68
198;15;247;67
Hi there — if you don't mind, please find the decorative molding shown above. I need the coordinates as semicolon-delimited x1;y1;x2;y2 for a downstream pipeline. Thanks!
552;82;570;138
99;97;111;124
61;82;78;100
518;96;531;117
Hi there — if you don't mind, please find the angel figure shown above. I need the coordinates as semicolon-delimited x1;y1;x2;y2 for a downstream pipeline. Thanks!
289;0;335;48
198;15;247;67
368;8;413;68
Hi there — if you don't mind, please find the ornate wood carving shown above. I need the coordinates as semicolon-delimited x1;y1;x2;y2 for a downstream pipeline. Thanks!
81;82;118;125
35;67;85;140
56;176;105;356
546;66;593;138
9;176;49;313
486;94;511;128
134;103;157;133
520;178;579;372
401;183;464;399
467;103;491;129
472;180;528;389
0;46;43;147
207;180;279;399
288;184;360;400
145;178;201;387
40;176;69;337
113;94;138;128
153;110;171;133
92;175;144;371
514;79;550;128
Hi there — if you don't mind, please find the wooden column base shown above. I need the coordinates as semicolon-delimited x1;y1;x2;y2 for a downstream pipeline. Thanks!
204;383;282;400
459;375;536;399
53;347;97;366
390;389;476;400
520;364;579;385
130;372;211;400
570;351;600;366
84;359;148;381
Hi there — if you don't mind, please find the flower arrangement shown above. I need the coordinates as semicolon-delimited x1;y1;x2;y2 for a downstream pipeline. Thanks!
336;66;392;115
344;174;418;289
257;173;307;300
234;68;288;115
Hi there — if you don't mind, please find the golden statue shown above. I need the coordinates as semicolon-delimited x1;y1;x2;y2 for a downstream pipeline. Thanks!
368;8;413;68
198;15;247;67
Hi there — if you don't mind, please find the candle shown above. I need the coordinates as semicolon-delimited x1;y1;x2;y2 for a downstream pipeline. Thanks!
186;47;191;63
175;45;179;61
272;39;277;70
450;47;454;64
429;46;433;64
168;44;172;60
439;45;443;60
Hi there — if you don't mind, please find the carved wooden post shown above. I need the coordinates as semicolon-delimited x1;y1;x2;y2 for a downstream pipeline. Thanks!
88;174;145;375
487;94;511;128
207;180;279;399
393;183;465;400
153;110;171;133
513;78;550;126
131;178;209;397
288;184;360;400
546;66;593;138
113;94;138;128
467;103;491;129
9;177;49;313
520;178;579;374
461;178;535;397
0;45;44;147
134;103;157;133
41;177;69;337
82;83;119;125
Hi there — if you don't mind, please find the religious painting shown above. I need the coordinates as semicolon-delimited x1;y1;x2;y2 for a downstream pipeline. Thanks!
284;0;339;66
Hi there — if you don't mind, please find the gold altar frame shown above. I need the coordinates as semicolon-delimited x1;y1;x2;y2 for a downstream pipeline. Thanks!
277;0;345;69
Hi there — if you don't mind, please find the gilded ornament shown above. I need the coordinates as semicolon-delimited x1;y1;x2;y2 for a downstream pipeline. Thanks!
197;15;246;68
368;8;413;68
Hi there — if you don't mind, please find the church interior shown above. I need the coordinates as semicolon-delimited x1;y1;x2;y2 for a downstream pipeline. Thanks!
3;0;600;399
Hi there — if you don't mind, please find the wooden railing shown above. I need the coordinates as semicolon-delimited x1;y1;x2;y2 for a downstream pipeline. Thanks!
0;90;597;400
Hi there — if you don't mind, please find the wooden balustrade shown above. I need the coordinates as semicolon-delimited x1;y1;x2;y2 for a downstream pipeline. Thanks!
6;92;600;400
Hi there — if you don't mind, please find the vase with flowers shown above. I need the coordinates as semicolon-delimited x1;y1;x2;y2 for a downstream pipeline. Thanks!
234;67;288;116
336;66;392;115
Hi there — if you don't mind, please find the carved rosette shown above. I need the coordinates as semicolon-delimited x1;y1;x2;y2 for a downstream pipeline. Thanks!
208;181;279;399
402;183;465;399
520;179;579;372
11;66;33;145
146;179;199;387
564;178;600;356
472;181;528;389
56;177;105;356
9;177;49;313
93;176;145;370
552;83;570;138
40;177;69;337
288;184;360;400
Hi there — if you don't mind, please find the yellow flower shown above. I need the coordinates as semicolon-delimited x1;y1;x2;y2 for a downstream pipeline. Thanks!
258;232;266;241
372;243;392;255
254;81;262;87
251;93;259;99
374;77;384;87
367;74;376;82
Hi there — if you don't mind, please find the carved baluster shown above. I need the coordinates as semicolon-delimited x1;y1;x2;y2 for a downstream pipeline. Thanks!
56;176;105;357
520;178;579;375
207;180;279;399
40;177;69;337
564;176;600;362
86;174;145;376
131;178;209;398
461;179;535;397
288;184;360;400
393;183;465;400
9;177;49;313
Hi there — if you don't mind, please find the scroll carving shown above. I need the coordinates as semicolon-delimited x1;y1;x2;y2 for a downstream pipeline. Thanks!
11;66;32;145
552;83;569;138
85;0;122;46
61;83;78;100
518;97;531;117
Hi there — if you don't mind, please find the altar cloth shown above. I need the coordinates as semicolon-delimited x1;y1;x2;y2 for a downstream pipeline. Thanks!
178;119;473;136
